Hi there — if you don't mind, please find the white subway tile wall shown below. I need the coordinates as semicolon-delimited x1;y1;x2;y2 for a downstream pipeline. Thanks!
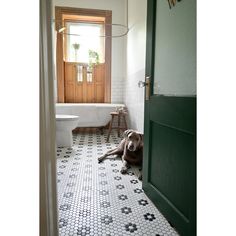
124;69;145;133
111;76;124;103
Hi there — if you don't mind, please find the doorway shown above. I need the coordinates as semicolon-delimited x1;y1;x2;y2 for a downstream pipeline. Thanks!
55;7;112;103
45;0;194;236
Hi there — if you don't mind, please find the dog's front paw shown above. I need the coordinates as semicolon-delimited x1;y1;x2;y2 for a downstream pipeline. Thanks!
138;172;142;180
120;167;128;174
98;156;104;163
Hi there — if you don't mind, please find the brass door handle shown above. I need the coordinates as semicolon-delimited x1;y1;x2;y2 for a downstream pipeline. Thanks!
138;76;151;100
145;76;150;100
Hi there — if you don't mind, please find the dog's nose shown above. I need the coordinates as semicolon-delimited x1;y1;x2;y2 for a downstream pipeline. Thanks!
129;144;134;150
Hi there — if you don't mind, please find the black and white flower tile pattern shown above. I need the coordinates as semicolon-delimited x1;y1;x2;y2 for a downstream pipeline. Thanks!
57;130;179;236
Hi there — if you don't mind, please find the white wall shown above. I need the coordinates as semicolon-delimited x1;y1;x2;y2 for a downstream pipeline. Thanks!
52;0;127;103
124;0;147;133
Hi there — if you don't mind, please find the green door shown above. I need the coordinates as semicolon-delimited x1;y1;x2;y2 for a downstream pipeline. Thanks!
142;1;196;235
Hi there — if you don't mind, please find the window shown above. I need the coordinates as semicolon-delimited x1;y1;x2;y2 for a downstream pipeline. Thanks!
65;22;105;63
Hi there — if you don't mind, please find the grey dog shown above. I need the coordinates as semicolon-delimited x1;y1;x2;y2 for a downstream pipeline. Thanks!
98;129;143;179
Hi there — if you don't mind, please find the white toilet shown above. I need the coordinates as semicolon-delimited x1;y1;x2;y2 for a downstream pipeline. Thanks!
56;114;79;147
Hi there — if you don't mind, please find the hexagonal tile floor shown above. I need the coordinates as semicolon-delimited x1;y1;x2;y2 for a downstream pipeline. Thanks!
56;129;179;236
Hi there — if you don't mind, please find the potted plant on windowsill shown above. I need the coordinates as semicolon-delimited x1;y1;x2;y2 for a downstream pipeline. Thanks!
88;49;100;71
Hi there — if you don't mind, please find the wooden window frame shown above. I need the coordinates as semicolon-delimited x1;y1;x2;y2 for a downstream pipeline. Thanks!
55;6;112;103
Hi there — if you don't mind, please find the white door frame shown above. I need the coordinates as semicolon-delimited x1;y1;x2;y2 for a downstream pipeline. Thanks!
40;0;58;235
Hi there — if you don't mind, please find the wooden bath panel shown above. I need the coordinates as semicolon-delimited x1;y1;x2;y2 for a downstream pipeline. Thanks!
64;62;105;103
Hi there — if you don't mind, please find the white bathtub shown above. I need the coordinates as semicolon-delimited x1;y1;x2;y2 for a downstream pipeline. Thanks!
55;103;125;127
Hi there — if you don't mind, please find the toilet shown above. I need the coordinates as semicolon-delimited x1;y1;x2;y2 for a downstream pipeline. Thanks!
56;114;79;147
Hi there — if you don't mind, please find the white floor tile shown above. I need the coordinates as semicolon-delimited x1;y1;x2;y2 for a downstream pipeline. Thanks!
57;130;179;236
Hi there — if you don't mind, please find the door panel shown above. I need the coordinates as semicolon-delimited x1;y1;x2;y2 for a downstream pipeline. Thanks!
75;83;83;103
95;84;104;103
86;83;95;103
94;63;105;102
64;62;76;102
143;1;196;235
143;97;196;236
64;62;105;103
149;122;193;219
65;84;75;103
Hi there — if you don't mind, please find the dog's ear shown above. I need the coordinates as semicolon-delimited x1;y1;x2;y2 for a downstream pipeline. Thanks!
137;132;144;147
123;129;134;139
139;133;143;140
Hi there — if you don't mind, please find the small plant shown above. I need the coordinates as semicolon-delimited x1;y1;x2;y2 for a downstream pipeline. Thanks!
88;49;100;70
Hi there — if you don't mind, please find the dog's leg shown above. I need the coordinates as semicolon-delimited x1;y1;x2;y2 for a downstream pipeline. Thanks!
137;168;142;180
120;145;129;174
98;148;121;163
120;159;129;174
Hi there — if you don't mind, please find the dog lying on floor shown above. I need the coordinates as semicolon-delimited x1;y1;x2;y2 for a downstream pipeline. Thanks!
98;129;143;180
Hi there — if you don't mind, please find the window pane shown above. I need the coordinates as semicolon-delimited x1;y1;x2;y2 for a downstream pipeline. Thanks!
66;22;105;63
76;65;83;82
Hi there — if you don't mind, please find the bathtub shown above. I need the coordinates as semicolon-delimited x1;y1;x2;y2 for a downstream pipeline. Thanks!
55;103;125;127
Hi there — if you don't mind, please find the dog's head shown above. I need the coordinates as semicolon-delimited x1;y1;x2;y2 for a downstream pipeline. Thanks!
123;129;143;151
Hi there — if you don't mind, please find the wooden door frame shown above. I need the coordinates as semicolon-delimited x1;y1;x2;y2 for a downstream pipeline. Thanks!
55;6;112;103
